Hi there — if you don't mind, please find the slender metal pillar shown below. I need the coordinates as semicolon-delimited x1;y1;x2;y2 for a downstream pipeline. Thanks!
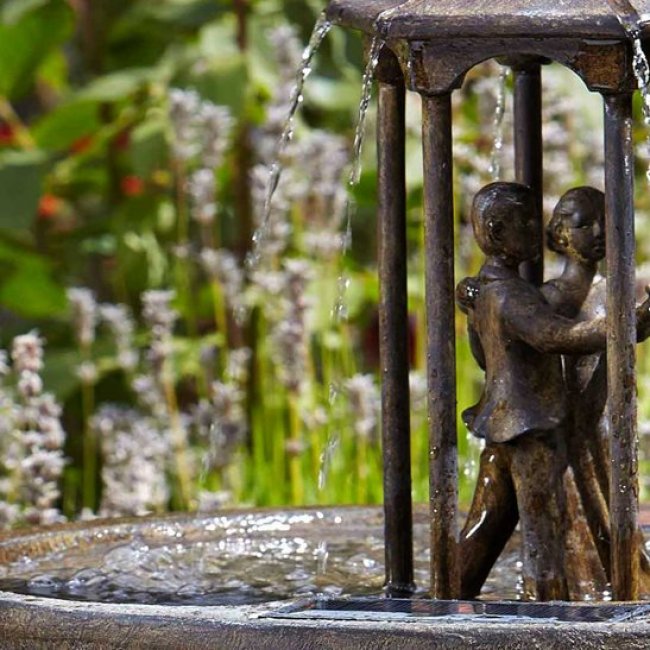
376;51;414;597
422;92;460;599
513;62;544;286
603;92;639;601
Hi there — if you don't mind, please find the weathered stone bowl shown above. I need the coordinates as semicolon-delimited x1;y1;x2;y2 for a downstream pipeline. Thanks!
1;506;650;649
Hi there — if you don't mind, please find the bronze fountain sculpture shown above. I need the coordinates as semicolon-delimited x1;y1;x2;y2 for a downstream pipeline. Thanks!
327;0;650;602
6;1;650;646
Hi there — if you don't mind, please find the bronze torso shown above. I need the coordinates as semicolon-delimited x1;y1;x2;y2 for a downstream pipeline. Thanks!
463;265;567;443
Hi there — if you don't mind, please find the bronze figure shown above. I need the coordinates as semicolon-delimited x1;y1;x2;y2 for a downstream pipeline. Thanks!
458;182;650;601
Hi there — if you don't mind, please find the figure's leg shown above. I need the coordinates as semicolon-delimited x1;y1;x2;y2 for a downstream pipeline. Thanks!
574;355;610;502
510;431;569;601
563;468;608;599
566;421;611;579
574;426;650;594
574;364;650;591
587;418;611;504
459;443;518;599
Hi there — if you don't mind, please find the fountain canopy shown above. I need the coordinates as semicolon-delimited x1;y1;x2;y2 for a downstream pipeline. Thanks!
326;0;650;93
328;0;650;39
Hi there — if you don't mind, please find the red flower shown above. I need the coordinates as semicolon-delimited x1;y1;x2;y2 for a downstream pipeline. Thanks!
70;134;93;154
38;194;62;220
115;128;131;151
121;175;144;196
0;123;15;145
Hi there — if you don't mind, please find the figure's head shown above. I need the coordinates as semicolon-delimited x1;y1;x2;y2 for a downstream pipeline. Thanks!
546;187;605;263
471;182;539;263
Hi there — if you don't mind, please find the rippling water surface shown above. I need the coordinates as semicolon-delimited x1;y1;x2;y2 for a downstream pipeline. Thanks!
0;507;643;606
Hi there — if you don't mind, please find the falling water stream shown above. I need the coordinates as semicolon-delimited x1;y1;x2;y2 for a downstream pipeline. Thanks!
241;15;384;581
245;12;332;273
610;0;650;179
332;35;385;322
488;65;509;181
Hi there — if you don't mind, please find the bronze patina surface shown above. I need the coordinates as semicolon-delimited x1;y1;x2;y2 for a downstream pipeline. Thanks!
327;0;650;40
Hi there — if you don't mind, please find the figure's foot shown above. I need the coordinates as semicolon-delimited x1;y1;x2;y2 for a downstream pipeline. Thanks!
522;575;569;602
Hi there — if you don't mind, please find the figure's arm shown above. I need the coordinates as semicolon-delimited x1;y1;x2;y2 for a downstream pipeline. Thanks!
580;354;608;426
504;288;650;354
456;277;486;370
541;278;592;319
468;319;486;371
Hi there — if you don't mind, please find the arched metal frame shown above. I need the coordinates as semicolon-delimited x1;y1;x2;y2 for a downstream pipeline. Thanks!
330;0;643;602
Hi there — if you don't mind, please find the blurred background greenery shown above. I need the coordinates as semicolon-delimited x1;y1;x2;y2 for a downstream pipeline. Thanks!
0;0;649;525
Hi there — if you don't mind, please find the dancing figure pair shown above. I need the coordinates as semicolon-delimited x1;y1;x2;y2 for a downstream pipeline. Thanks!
457;182;650;600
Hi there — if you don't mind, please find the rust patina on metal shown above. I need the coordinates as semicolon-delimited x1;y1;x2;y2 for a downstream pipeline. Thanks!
329;0;650;40
325;0;650;603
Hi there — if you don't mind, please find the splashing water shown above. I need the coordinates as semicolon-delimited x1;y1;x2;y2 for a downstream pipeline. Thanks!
331;35;385;322
246;13;332;273
318;434;340;491
0;506;626;605
631;39;650;182
319;32;387;567
349;36;385;187
610;1;650;180
488;65;509;181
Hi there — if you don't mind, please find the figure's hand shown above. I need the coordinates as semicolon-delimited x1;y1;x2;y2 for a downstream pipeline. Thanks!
456;276;480;315
636;285;650;342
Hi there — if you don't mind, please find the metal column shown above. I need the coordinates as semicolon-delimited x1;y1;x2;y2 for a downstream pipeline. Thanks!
422;92;460;599
513;61;544;286
603;92;639;601
377;49;414;597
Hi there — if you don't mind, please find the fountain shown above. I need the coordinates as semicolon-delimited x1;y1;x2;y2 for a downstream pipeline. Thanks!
4;0;650;647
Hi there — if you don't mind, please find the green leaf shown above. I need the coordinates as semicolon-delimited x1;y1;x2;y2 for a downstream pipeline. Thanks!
37;49;69;94
33;101;100;152
189;55;249;115
197;19;240;61
0;0;74;99
115;0;226;31
0;238;67;318
0;150;49;231
131;117;169;178
77;68;160;102
0;258;67;318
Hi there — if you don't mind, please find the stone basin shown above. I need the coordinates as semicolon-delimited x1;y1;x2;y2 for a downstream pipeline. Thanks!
0;505;650;649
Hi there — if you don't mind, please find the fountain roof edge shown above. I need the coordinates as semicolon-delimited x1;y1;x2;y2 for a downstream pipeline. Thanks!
325;0;650;41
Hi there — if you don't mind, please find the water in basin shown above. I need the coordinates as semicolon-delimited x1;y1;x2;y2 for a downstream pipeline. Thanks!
0;506;640;606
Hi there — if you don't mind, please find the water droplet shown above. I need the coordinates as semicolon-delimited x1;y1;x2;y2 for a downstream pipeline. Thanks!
316;540;329;574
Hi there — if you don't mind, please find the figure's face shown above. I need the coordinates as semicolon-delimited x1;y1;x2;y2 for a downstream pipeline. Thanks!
552;195;605;263
489;204;540;263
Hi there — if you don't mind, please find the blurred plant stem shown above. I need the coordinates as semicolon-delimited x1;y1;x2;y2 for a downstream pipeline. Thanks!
81;376;96;510
232;0;254;256
162;368;193;510
287;390;304;505
172;158;198;337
